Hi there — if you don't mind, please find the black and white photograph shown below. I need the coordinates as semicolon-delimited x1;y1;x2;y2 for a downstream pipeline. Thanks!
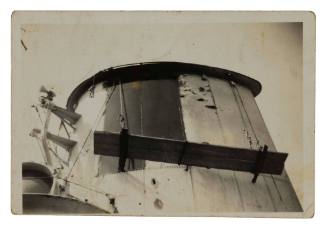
11;11;315;217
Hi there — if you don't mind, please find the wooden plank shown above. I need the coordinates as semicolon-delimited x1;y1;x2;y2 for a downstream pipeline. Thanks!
234;84;274;150
189;168;245;213
208;77;276;211
265;174;303;212
179;75;225;145
141;79;185;168
207;78;251;149
236;84;302;211
179;74;243;212
94;131;287;174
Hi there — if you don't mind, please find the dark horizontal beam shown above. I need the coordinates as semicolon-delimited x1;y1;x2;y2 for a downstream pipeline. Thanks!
94;131;287;175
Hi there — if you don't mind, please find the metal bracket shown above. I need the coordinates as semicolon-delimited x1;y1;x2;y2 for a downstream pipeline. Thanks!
178;141;187;165
252;144;268;183
178;141;189;171
118;128;129;172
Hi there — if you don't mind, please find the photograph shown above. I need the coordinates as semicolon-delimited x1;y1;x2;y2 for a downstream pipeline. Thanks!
11;11;315;217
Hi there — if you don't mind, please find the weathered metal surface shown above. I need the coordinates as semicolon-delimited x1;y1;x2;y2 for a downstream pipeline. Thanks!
33;62;302;215
141;79;185;169
141;79;184;140
66;62;262;111
143;168;194;215
235;84;303;211
179;74;245;212
179;74;302;212
206;76;276;211
94;131;287;175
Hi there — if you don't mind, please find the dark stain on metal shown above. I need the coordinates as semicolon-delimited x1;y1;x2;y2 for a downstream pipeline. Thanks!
21;39;27;51
154;198;163;209
197;98;205;102
198;86;205;92
59;185;65;193
151;178;157;185
183;88;197;95
109;198;115;205
179;78;186;86
110;198;119;213
205;105;217;109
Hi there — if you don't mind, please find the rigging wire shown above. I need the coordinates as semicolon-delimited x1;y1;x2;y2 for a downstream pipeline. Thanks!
58;120;71;139
48;142;68;167
118;80;134;170
66;84;117;179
